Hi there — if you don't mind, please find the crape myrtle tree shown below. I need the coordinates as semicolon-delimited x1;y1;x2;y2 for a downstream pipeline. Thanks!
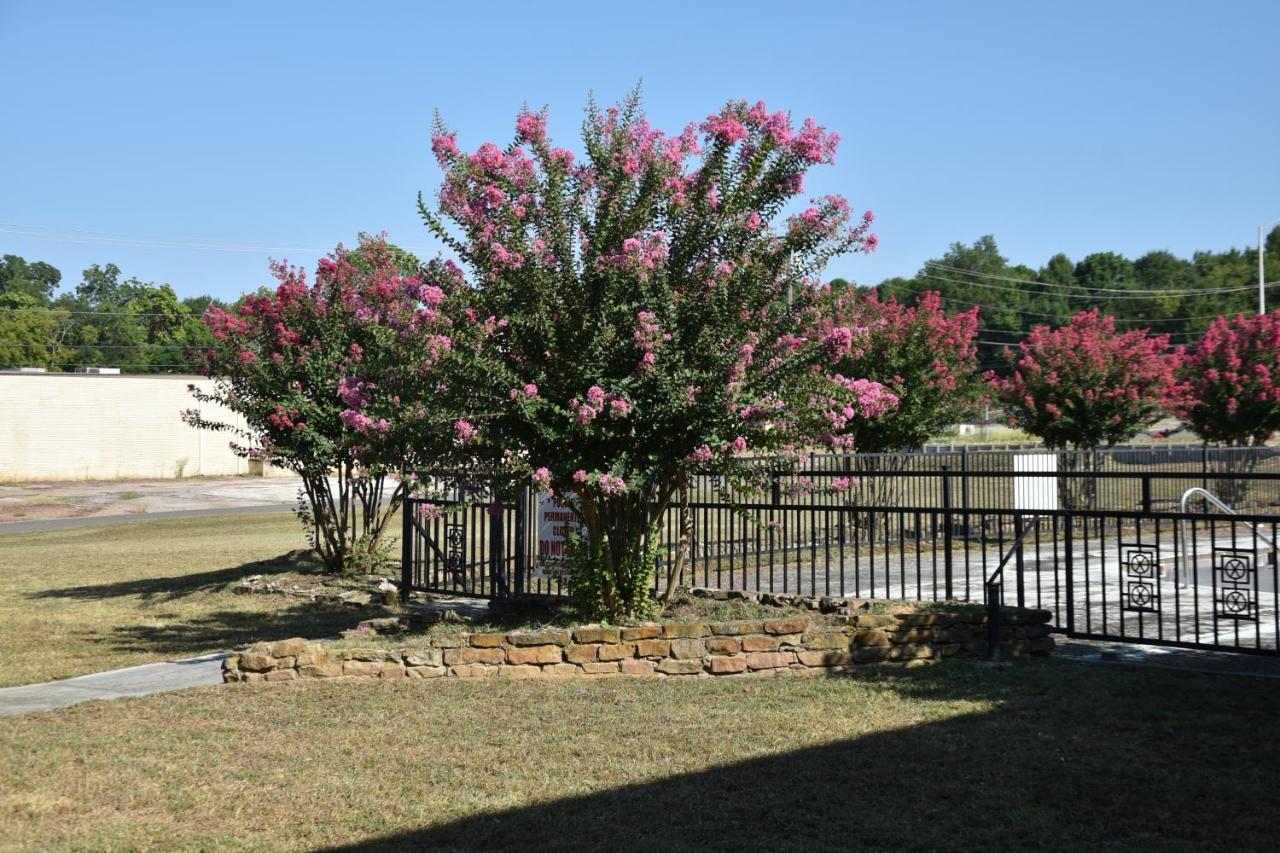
1177;312;1280;447
418;92;894;619
188;236;465;573
819;288;980;451
1175;312;1280;504
988;309;1181;508
816;288;980;505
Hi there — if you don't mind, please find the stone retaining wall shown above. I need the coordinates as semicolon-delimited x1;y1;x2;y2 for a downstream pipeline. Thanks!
223;606;1054;683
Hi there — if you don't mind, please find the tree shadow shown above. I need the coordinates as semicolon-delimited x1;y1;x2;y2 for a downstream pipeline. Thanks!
104;603;360;658
27;556;327;603
319;667;1280;853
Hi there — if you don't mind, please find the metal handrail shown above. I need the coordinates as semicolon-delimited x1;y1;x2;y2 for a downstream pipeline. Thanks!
1176;487;1278;589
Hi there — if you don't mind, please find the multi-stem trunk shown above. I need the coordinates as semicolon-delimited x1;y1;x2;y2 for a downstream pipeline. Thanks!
298;467;404;574
574;484;675;620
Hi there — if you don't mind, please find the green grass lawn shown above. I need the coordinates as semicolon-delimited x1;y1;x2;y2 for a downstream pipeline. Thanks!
2;662;1279;850
0;513;364;687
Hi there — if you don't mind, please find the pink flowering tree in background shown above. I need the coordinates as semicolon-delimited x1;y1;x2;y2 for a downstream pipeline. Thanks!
418;91;890;618
819;289;980;453
816;289;980;505
188;235;467;573
1176;312;1280;447
989;309;1181;507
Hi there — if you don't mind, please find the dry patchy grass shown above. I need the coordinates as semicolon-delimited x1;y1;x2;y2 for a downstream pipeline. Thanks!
0;514;361;686
1;662;1279;851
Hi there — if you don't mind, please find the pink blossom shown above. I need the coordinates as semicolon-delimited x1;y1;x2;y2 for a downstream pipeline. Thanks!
431;132;458;164
825;326;854;359
532;467;552;491
454;419;477;444
515;109;546;144
597;473;628;495
701;107;748;144
687;444;713;464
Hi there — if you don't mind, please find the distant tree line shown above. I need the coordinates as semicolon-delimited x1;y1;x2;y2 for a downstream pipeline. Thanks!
838;227;1280;371
0;254;224;372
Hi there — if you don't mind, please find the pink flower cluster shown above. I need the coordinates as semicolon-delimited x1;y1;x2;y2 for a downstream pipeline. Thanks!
600;232;670;281
632;310;671;373
514;109;547;145
570;385;631;426
454;419;477;444
569;469;628;495
340;409;389;435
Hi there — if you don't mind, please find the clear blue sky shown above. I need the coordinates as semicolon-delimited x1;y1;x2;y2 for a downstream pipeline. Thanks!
2;0;1277;302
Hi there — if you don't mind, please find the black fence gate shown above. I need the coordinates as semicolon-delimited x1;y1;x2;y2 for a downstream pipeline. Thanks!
401;479;571;600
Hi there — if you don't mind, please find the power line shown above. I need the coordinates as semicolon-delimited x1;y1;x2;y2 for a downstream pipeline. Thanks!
926;262;1272;296
920;271;1273;301
977;327;1198;342
884;283;1235;324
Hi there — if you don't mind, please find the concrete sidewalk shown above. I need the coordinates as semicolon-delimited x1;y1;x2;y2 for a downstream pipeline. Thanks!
0;653;228;717
1054;637;1280;679
0;503;293;534
0;475;307;526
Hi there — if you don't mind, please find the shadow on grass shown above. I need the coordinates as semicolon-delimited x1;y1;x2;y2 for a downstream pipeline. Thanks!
27;557;327;603
320;666;1279;853
104;604;360;657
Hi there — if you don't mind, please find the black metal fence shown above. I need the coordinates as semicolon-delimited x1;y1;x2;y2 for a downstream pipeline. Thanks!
402;452;1280;656
656;478;1280;655
740;447;1280;513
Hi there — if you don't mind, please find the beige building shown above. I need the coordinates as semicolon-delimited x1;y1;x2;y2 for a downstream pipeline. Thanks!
0;372;277;481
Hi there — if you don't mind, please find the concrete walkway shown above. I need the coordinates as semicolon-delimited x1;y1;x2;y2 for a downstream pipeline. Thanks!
0;652;228;717
0;475;308;527
0;503;292;535
1054;637;1280;679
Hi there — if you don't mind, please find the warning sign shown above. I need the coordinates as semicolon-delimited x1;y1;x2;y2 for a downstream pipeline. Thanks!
534;492;583;579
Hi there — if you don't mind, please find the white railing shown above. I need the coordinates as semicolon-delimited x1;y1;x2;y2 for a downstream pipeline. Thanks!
1176;487;1278;589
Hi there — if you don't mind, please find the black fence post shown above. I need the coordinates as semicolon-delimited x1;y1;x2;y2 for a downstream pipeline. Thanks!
986;579;1002;659
514;488;527;597
489;499;506;598
1064;514;1074;635
400;495;413;603
942;464;954;600
1013;512;1026;608
1141;474;1152;514
1201;444;1209;498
